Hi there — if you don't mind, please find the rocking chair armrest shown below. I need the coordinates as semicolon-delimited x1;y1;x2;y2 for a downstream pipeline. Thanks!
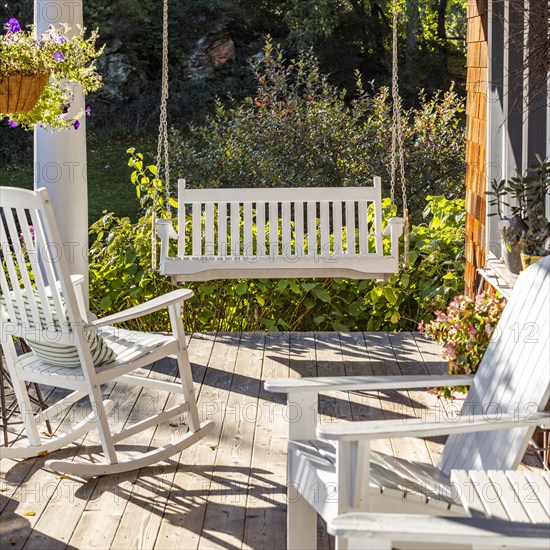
264;374;474;395
317;411;550;441
90;289;194;327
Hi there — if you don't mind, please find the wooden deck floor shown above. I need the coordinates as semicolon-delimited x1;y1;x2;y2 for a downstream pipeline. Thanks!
0;332;543;550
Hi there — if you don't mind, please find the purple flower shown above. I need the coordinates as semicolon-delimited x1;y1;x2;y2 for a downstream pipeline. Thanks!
85;106;91;117
53;34;67;45
53;50;65;62
7;119;18;128
5;18;21;34
73;120;80;130
61;103;70;114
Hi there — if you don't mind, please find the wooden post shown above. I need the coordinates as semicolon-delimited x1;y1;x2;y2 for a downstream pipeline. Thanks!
34;0;89;305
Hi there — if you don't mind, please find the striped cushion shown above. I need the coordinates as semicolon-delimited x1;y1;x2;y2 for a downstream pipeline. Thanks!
0;291;116;368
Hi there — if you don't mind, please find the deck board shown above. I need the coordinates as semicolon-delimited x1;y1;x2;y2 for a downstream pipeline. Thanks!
1;332;543;550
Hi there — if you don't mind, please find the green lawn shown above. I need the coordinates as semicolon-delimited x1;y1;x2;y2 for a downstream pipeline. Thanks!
1;136;154;225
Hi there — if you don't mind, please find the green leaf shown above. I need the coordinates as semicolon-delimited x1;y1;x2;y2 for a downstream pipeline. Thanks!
235;282;248;295
148;165;157;175
99;296;112;309
277;280;288;290
312;288;331;302
301;282;316;291
383;287;397;305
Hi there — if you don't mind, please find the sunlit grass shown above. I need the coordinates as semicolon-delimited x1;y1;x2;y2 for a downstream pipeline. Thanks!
0;134;154;224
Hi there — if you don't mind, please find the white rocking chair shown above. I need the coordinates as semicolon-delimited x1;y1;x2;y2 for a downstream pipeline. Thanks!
0;187;214;476
265;256;550;549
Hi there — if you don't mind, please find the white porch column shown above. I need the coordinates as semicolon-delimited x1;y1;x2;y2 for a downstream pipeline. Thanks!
34;0;89;304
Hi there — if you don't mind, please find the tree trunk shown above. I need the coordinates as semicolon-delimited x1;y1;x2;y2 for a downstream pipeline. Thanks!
405;0;420;70
437;0;449;65
437;0;448;39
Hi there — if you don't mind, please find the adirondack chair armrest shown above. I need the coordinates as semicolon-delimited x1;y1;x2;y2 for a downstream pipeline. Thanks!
328;513;550;547
264;374;474;395
90;289;194;327
317;411;550;441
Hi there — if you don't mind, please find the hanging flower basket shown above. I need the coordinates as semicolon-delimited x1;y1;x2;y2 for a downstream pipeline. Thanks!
0;18;103;130
0;73;48;114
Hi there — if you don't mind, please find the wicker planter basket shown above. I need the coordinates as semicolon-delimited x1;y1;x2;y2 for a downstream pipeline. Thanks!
0;73;48;114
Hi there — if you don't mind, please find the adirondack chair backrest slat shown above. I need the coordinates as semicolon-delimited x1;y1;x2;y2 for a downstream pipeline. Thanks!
1;188;94;370
439;256;550;475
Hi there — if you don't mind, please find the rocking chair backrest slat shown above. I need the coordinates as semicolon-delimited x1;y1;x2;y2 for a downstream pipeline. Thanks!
18;208;56;328
439;256;550;475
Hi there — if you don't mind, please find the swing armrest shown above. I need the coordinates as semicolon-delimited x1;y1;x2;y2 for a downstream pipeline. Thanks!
157;219;178;262
383;217;405;238
90;289;194;327
156;218;178;240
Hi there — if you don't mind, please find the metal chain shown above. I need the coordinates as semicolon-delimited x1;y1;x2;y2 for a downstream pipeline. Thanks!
152;0;170;270
157;0;170;211
390;0;398;207
391;0;409;266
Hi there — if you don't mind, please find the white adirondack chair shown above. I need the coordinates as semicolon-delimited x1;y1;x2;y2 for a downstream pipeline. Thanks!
329;513;550;550
0;187;214;475
265;256;550;549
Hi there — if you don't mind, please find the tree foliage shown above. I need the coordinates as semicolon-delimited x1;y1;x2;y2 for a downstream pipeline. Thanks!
171;41;465;222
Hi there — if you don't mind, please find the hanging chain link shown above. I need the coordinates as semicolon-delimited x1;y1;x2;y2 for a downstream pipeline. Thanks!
391;0;409;266
152;0;170;270
157;0;170;211
390;0;399;207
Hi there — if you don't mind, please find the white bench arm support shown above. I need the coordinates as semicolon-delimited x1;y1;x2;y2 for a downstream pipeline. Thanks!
317;411;550;441
384;216;405;271
264;374;474;394
90;289;194;327
157;218;178;265
384;217;405;239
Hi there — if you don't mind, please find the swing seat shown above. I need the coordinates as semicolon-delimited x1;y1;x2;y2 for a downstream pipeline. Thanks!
157;177;405;283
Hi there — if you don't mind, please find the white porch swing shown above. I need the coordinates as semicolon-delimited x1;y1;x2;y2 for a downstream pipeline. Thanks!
155;0;409;284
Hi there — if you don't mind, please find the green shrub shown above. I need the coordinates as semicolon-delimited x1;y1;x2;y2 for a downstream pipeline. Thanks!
171;40;466;222
89;163;465;332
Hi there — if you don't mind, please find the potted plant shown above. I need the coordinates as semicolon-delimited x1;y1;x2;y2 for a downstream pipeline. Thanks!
487;156;550;271
418;292;506;399
0;18;103;130
487;178;522;273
